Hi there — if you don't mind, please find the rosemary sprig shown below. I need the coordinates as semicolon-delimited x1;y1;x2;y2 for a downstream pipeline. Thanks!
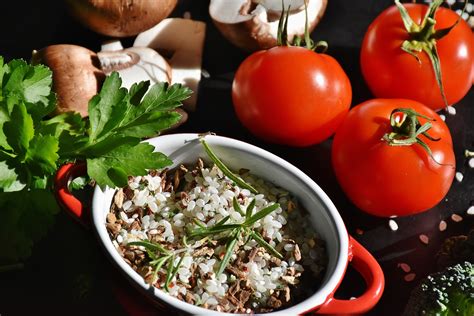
127;240;184;292
200;138;258;194
245;198;256;220
190;201;283;275
217;229;240;276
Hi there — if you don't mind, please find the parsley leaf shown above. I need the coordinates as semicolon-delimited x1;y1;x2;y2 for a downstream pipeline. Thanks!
87;142;172;188
3;102;34;156
0;189;59;263
0;161;19;191
2;59;55;119
25;135;59;176
87;72;191;143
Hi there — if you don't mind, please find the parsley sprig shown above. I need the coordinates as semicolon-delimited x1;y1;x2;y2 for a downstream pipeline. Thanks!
0;56;191;267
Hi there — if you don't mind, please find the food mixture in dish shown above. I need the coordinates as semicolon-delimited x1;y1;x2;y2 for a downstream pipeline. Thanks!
106;147;327;313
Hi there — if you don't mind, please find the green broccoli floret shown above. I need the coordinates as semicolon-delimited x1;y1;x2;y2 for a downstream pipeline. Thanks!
403;261;473;316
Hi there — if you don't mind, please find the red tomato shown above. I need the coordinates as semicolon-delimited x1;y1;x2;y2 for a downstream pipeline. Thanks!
361;2;474;111
232;46;352;146
332;99;455;217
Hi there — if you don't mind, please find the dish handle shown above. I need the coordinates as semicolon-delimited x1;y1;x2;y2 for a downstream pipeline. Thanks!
54;162;90;227
316;236;385;315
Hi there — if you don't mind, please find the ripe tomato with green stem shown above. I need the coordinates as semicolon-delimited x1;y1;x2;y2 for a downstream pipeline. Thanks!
361;0;474;111
232;6;351;147
332;99;455;217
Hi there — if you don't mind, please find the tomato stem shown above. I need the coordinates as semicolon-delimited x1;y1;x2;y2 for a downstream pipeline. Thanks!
276;0;324;51
394;0;468;108
383;108;448;166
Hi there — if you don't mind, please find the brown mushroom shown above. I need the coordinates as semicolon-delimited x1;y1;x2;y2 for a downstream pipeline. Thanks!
65;0;177;37
31;44;105;117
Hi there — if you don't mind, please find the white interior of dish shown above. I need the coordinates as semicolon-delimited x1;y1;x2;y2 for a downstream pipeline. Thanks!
92;133;349;315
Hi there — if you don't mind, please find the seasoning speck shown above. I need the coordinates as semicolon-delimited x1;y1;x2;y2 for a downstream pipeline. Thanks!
438;220;447;232
451;213;463;222
398;263;411;273
388;219;398;231
419;234;429;245
455;172;463;183
404;273;416;282
355;228;364;235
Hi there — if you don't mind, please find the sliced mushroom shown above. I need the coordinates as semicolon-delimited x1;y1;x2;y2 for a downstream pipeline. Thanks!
209;0;327;51
134;18;206;111
98;40;171;87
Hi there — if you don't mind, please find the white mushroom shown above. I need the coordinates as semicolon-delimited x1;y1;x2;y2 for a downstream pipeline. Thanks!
98;41;172;88
134;18;206;111
209;0;327;51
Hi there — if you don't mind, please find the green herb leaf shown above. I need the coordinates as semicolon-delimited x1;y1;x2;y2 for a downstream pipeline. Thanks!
127;240;170;255
251;231;283;260
164;254;176;291
87;72;127;142
140;82;192;112
68;176;89;191
165;255;184;291
245;203;280;227
25;135;59;176
200;139;258;194
3;102;34;156
86;142;172;188
246;198;256;220
151;256;169;284
88;73;190;143
0;189;59;264
233;196;244;216
189;224;242;238
0;161;21;191
114;110;181;139
2;59;55;119
0;105;10;150
217;234;239;276
214;215;230;228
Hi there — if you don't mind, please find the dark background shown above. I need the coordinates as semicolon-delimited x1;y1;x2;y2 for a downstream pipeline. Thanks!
0;0;472;315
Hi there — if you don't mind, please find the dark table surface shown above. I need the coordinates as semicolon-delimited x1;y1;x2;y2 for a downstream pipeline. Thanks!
1;0;473;315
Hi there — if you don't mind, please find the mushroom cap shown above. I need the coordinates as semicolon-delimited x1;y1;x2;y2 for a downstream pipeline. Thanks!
32;44;105;117
66;0;178;37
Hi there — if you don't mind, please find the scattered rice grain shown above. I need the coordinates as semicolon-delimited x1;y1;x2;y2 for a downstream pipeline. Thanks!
438;220;447;231
398;263;411;273
419;234;429;245
451;213;463;222
404;273;416;282
388;219;398;231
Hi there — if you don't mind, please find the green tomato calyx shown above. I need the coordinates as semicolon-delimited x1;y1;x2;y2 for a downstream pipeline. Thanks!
383;108;449;166
395;0;467;108
277;1;327;53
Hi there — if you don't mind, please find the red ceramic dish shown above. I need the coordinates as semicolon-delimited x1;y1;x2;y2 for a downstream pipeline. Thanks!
55;133;384;314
